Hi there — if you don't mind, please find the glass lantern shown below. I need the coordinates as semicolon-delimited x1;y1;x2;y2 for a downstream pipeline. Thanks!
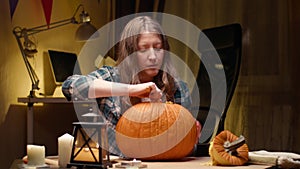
67;122;111;169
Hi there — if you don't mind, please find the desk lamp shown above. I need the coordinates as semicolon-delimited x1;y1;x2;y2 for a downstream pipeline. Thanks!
12;4;99;98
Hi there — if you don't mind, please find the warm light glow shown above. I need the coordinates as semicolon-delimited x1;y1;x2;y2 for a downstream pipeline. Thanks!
12;4;99;97
74;147;107;162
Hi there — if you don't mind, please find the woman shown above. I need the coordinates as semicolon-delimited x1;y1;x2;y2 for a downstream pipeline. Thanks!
62;16;200;156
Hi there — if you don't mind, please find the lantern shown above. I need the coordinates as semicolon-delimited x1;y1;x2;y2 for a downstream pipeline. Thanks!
68;122;111;168
116;102;198;160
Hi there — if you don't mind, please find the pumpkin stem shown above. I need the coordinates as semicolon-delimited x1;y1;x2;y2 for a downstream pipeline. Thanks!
223;135;245;154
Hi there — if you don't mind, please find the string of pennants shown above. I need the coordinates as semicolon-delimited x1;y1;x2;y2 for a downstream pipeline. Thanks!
9;0;101;27
9;0;53;26
9;0;99;26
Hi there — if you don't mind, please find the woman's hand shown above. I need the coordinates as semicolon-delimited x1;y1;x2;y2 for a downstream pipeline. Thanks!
88;79;162;101
129;82;162;102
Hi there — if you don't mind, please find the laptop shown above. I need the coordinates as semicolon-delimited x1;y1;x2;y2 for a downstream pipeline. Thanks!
48;50;81;97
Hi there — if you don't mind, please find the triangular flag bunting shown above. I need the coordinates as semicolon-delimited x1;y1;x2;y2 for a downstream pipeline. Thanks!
9;0;19;20
41;0;53;27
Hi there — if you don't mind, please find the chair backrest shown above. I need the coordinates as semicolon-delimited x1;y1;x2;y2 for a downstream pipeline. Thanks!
192;23;242;154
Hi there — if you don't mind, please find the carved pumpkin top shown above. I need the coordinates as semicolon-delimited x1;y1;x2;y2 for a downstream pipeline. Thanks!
209;130;249;166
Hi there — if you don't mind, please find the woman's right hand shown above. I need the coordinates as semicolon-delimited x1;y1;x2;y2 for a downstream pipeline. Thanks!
129;82;162;102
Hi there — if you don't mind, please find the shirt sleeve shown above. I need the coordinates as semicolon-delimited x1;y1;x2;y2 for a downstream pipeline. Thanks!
61;74;94;101
62;66;115;101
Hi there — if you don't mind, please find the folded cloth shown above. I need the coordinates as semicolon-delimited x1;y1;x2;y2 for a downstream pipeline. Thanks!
248;150;300;168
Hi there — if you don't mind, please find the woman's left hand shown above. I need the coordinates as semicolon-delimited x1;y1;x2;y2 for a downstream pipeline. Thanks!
129;82;162;102
148;84;162;102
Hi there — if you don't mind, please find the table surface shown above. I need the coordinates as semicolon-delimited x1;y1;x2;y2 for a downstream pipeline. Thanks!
112;157;271;169
17;96;93;104
10;156;271;169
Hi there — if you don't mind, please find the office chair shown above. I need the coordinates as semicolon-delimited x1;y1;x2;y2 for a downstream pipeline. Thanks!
192;23;242;156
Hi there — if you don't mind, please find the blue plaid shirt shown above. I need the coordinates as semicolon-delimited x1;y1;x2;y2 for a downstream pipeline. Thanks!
62;65;192;156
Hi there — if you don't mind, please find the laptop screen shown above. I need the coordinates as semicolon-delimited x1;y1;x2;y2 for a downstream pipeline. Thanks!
48;50;81;85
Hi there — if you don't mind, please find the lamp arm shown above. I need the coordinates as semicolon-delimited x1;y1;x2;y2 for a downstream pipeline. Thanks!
14;18;75;37
13;31;40;97
14;4;84;37
12;15;77;98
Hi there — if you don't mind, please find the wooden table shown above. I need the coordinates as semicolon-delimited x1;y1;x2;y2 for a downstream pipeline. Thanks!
112;157;271;169
10;156;272;169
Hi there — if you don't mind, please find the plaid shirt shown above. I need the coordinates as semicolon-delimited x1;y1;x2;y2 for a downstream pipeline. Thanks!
62;65;192;156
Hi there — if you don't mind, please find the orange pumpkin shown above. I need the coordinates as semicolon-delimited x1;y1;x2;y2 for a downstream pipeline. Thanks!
209;130;249;166
116;102;197;160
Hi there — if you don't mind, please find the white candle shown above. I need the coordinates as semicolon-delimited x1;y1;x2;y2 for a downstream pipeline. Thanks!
121;159;142;167
27;145;45;166
58;133;74;168
132;159;142;166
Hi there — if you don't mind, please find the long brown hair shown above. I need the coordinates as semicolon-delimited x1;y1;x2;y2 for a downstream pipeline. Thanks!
116;16;178;103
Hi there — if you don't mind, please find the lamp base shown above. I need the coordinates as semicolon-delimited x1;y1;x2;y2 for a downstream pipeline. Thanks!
28;90;37;98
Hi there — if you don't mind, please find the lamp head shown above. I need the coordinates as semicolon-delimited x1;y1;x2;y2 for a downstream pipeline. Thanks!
75;23;98;41
75;7;99;41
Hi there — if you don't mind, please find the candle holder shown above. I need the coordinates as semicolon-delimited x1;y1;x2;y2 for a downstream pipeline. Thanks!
68;122;111;169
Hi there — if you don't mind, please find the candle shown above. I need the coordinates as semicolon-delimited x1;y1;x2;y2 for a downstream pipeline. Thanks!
132;159;142;166
73;147;102;162
58;133;74;168
27;145;45;166
121;159;142;167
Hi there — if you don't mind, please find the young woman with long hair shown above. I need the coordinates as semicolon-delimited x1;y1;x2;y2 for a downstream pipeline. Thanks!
62;16;199;156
